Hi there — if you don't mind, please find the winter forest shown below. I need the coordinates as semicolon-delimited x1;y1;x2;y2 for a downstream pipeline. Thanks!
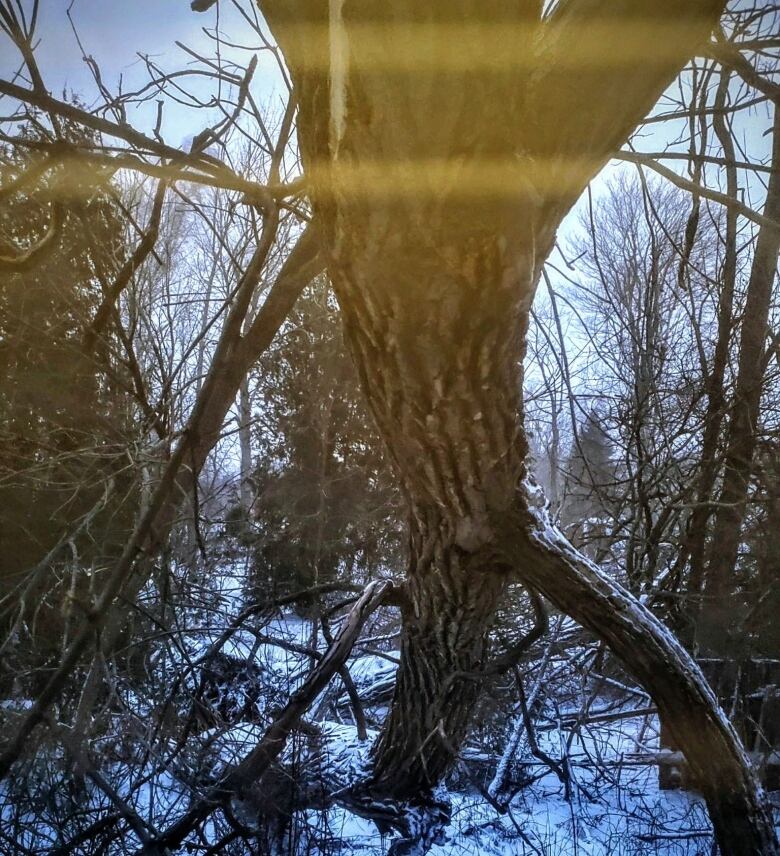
0;0;779;853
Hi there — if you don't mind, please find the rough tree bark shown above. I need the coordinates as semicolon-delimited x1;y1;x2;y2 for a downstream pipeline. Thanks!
258;1;778;852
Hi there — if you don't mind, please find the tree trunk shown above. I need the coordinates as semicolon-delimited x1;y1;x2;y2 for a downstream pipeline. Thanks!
238;375;255;513
258;1;778;850
674;67;739;639
698;107;780;653
370;528;507;795
329;211;532;796
330;203;777;850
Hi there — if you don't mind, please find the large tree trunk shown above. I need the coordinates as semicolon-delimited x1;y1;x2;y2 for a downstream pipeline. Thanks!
326;200;777;853
343;228;531;794
258;1;778;851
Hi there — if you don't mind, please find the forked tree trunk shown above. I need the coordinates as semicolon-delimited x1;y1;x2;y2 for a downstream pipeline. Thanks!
326;198;776;854
258;1;778;851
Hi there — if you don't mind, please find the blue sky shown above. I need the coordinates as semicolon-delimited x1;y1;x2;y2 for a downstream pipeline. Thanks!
12;0;285;148
3;2;772;231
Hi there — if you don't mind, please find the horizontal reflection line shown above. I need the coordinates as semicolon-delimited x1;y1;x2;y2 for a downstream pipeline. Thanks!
281;21;714;70
296;158;606;199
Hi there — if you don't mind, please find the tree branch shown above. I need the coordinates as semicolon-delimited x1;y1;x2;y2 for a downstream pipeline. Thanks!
84;179;168;350
530;0;728;212
141;579;393;856
0;199;62;271
0;79;291;205
616;149;780;233
706;37;780;103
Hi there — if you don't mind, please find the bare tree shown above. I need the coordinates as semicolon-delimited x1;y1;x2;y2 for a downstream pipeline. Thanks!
698;106;780;653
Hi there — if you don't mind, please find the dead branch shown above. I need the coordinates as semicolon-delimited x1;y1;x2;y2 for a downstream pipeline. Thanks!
141;579;393;856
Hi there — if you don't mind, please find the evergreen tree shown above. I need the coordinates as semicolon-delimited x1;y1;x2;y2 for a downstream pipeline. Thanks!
0;129;137;690
228;278;404;605
561;409;615;559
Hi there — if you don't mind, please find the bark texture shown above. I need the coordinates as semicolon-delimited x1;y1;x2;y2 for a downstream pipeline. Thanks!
257;1;778;851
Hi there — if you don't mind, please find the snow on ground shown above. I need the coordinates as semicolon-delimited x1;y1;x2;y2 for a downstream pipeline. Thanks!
2;611;777;854
304;714;718;855
189;615;779;854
